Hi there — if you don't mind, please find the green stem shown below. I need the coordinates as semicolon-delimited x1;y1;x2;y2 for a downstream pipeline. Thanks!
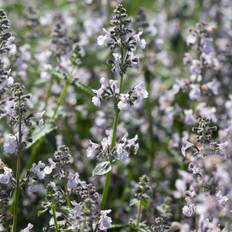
51;204;59;232
101;72;124;210
136;200;142;229
65;180;71;208
52;78;70;121
44;78;54;110
145;72;155;170
81;216;87;232
12;98;23;232
100;171;112;209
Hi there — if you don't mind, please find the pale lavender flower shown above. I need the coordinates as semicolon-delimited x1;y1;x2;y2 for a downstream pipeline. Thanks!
182;204;194;217
0;167;13;185
98;210;112;231
30;161;46;180
67;172;80;190
3;134;17;154
184;109;197;125
97;29;113;47
189;84;201;100
87;141;100;159
133;32;146;49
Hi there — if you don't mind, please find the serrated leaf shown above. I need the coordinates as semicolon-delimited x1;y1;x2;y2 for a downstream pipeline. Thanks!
27;124;56;149
92;161;112;176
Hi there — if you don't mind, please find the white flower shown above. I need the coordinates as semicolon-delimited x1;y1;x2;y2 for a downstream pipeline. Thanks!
0;167;13;185
44;159;56;175
101;135;112;151
3;134;17;154
7;76;14;86
133;82;148;100
182;204;194;217
92;96;101;107
109;80;119;95
186;32;197;46
134;32;146;49
116;143;129;162
92;77;119;107
97;29;112;46
118;94;130;111
98;210;112;231
20;223;33;232
97;35;107;46
87;141;100;159
128;52;139;67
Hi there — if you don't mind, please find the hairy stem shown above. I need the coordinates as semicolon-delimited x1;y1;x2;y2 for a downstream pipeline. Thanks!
51;204;59;232
12;98;23;232
136;200;142;229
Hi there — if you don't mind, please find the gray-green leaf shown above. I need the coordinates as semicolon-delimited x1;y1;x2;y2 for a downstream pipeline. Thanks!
92;161;112;176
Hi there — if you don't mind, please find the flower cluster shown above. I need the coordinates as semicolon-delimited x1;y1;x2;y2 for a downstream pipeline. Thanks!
87;133;138;165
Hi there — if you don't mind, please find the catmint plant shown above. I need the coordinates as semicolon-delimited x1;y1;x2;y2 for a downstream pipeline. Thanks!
90;1;147;210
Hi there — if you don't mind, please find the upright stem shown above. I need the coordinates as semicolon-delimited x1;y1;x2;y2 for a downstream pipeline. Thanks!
136;200;142;229
12;98;23;232
65;177;71;208
51;204;59;232
52;78;70;121
101;46;124;209
44;78;54;110
145;72;155;170
81;216;87;232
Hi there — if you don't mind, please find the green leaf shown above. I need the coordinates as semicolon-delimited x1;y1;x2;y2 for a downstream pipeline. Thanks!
140;199;150;208
26;124;56;149
73;81;95;97
129;198;140;207
109;224;135;230
92;161;112;176
50;70;66;80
